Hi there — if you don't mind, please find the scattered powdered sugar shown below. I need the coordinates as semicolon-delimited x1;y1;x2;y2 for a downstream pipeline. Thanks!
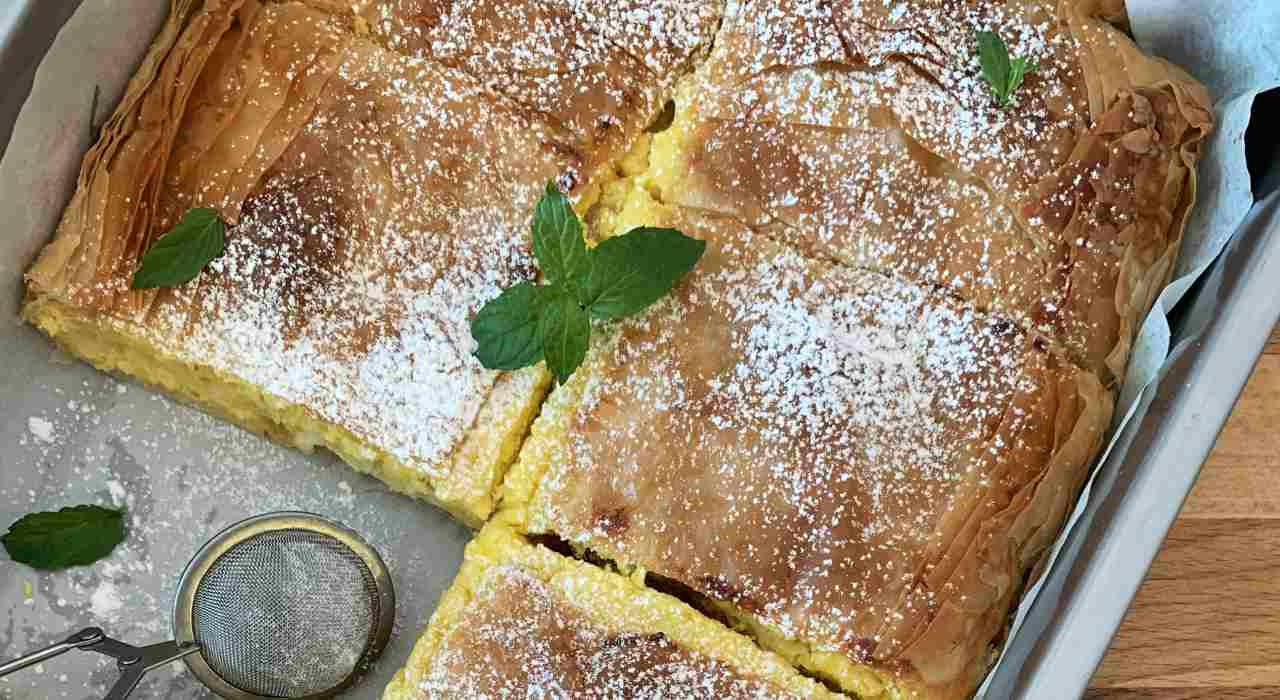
27;416;56;444
88;581;123;618
668;0;1180;379
74;0;718;485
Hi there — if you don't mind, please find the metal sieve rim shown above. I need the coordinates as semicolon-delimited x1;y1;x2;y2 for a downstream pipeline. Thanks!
172;512;395;700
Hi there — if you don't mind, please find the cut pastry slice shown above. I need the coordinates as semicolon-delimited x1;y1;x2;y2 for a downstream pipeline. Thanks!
501;196;1114;699
383;522;840;700
643;0;1211;384
23;0;648;526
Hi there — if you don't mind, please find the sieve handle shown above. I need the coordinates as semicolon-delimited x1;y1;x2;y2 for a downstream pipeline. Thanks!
0;627;199;700
102;640;201;700
0;627;105;677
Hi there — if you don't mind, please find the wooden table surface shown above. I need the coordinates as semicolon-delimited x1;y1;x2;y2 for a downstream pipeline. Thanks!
1086;326;1280;699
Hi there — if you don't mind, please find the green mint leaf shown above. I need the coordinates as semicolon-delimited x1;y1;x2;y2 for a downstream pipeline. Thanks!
471;281;548;370
976;30;1038;108
976;30;1012;106
2;505;127;570
530;183;588;291
582;227;705;321
469;182;707;384
539;292;590;384
132;207;226;289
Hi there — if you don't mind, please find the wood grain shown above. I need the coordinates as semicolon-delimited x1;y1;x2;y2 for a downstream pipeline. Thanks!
1087;346;1280;698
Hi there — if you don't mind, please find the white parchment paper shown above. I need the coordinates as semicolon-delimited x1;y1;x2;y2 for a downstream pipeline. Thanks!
0;1;1276;698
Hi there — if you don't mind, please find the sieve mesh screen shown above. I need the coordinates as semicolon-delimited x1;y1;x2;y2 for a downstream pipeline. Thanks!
190;529;379;698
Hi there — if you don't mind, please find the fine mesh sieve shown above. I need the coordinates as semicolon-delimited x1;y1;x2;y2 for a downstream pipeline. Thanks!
189;530;380;697
0;512;395;700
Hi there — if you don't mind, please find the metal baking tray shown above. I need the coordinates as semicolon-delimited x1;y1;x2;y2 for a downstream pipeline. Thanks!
3;2;1278;699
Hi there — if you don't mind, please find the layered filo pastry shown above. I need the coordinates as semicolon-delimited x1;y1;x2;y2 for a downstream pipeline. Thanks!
23;0;1210;698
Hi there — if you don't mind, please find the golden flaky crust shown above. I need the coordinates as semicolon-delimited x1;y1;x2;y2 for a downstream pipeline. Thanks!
384;524;841;700
345;0;724;191
23;0;719;524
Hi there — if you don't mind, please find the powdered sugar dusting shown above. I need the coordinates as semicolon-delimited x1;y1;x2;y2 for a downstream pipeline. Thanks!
112;7;567;481
27;416;56;444
358;0;722;162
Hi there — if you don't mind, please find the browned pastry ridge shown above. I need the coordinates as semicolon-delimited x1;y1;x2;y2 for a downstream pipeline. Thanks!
20;0;1210;699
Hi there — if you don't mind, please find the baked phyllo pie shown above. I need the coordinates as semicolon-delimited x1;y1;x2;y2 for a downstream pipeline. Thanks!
644;0;1211;384
383;522;840;700
23;0;1210;697
502;197;1114;698
21;0;716;526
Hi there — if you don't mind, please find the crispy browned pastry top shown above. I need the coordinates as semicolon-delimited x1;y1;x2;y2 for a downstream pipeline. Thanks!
350;0;722;182
654;0;1211;384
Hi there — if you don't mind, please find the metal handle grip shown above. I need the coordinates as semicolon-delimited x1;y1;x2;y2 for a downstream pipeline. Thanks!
103;642;200;700
0;628;104;677
0;627;198;700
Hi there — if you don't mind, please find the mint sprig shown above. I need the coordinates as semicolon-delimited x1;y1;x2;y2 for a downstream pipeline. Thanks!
472;182;705;383
976;30;1038;108
2;505;127;570
132;207;226;289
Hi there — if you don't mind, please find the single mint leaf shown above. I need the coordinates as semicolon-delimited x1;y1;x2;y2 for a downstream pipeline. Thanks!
976;30;1011;106
530;183;588;291
471;281;548;370
583;227;705;321
977;30;1038;108
2;505;126;570
538;292;590;384
132;208;226;289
